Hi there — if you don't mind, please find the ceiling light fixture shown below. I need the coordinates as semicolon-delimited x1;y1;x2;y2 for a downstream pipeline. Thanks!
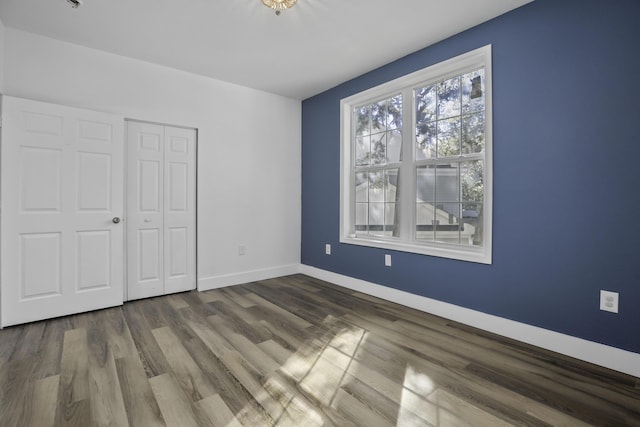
261;0;297;16
66;0;83;8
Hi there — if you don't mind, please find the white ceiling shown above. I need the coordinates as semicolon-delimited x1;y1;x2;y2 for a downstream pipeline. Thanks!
0;0;532;100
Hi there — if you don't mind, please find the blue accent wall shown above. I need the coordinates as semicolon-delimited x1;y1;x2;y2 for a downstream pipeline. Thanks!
301;0;640;354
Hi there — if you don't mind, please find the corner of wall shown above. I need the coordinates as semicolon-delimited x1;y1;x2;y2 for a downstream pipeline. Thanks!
198;264;301;291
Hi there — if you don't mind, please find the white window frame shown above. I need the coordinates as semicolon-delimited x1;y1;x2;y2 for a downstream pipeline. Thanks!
340;45;493;264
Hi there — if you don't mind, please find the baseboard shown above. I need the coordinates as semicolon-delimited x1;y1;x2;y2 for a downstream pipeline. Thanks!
198;264;301;291
299;265;640;378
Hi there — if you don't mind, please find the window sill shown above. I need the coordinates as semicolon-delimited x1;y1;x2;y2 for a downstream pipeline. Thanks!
340;235;492;264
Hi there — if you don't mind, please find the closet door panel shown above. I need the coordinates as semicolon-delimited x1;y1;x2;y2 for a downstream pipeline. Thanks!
126;121;165;300
164;126;196;294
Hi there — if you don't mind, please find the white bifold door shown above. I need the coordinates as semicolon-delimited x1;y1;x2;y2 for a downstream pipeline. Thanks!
1;96;125;327
126;121;196;300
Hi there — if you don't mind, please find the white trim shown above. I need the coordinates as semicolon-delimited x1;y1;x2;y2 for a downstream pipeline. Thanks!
340;45;493;264
299;265;640;378
198;264;301;291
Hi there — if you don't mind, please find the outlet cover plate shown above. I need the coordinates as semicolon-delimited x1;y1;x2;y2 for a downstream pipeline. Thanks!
600;290;619;313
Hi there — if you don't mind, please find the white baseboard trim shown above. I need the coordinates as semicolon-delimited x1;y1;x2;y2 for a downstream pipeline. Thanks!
300;265;640;378
198;264;301;291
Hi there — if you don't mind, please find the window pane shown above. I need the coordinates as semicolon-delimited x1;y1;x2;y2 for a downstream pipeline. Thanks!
461;160;483;203
434;203;461;244
416;202;435;241
385;169;398;202
437;117;461;157
370;133;386;165
355;105;371;137
462;112;485;154
463;202;483;246
434;163;460;241
416;85;436;123
385;203;399;236
355;172;368;202
387;130;402;163
388;95;402;130
416;121;436;160
369;171;384;202
355;135;371;166
435;222;465;243
462;161;484;247
462;69;485;114
369;203;385;236
416;165;435;202
386;169;400;237
435;163;460;203
438;77;461;119
372;100;386;132
355;203;368;234
416;166;435;240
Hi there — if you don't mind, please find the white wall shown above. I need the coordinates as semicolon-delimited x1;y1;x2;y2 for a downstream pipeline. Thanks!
0;18;5;93
3;28;301;290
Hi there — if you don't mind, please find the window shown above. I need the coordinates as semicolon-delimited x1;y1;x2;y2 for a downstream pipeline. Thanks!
340;45;492;264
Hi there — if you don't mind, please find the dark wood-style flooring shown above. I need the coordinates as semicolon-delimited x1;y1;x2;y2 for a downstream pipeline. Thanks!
0;274;638;426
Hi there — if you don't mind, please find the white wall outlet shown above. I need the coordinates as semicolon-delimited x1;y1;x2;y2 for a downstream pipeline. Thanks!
600;290;619;313
385;254;392;266
238;245;246;256
325;244;331;255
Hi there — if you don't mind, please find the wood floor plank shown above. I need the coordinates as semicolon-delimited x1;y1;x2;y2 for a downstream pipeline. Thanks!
166;293;191;310
115;356;166;427
28;374;60;427
207;296;273;344
263;369;354;427
196;289;222;303
149;373;205;427
102;306;140;360
152;326;217;402
426;388;519;427
8;321;46;362
176;307;275;426
258;339;294;367
207;314;281;376
82;315;131;427
33;317;70;380
188;319;288;424
121;301;172;378
244;292;313;329
55;327;92;427
0;324;24;366
223;288;257;308
196;394;245;427
331;387;396;427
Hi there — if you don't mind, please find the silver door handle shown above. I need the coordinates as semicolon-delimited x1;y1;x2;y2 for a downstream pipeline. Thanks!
112;217;121;224
144;218;151;223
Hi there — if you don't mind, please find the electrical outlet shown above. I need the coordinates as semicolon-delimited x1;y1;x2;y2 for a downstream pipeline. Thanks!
238;245;246;256
600;290;619;313
385;254;392;266
325;244;331;255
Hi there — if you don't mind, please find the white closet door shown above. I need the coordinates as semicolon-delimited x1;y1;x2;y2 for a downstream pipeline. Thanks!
163;126;197;294
1;96;125;327
126;121;196;300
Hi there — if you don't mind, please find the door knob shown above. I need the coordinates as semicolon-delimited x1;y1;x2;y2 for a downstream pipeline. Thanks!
112;217;121;224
